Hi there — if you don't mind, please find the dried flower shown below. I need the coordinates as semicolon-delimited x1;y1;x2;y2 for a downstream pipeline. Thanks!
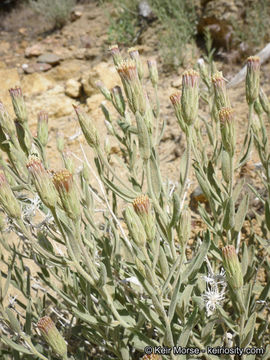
37;111;49;147
116;59;146;115
246;56;260;105
222;245;243;290
73;105;100;149
142;355;162;360
212;71;230;111
53;169;81;220
0;171;21;220
111;86;126;116
26;155;58;209
37;317;67;358
181;69;199;125
147;59;158;87
133;195;156;242
128;47;144;80
109;44;122;67
9;87;28;124
219;107;235;156
202;279;226;317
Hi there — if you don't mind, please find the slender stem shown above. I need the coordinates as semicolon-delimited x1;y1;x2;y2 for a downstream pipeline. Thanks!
229;154;234;197
21;334;49;360
154;85;161;145
96;148;138;197
238;102;254;165
144;159;168;225
178;130;191;204
16;219;61;262
171;244;186;291
74;218;99;281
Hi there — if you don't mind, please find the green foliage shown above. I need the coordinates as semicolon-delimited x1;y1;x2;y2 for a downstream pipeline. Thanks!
0;47;270;360
233;0;270;49
107;1;138;46
29;0;75;29
149;0;198;69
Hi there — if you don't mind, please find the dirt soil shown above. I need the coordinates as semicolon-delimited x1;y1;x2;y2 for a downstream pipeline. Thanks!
0;0;269;320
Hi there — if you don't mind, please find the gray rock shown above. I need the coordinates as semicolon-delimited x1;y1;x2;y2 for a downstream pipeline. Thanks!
22;63;52;74
37;53;61;66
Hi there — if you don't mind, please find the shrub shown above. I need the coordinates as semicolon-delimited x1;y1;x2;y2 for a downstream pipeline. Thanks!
149;0;197;69
29;0;75;29
0;48;269;359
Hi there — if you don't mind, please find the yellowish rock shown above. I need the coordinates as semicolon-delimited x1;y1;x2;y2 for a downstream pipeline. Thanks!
81;62;120;97
21;73;54;96
0;68;20;113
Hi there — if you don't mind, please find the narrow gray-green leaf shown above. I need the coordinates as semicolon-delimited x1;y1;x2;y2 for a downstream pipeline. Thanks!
235;194;249;232
177;307;198;347
168;275;181;322
6;308;21;334
223;197;235;230
182;231;211;282
241;312;256;348
1;335;32;355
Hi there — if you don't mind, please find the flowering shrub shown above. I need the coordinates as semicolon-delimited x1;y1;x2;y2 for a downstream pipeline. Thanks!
0;48;269;360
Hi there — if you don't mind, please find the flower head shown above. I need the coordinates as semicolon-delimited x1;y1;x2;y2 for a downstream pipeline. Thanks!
202;282;226;317
116;59;146;115
109;44;122;67
212;71;230;111
128;47;144;80
73;105;100;149
26;155;58;209
202;268;226;317
219;107;235;156
246;56;260;105
9;87;28;124
53;169;80;220
222;245;243;290
132;195;155;242
37;317;67;358
133;195;150;215
181;69;199;125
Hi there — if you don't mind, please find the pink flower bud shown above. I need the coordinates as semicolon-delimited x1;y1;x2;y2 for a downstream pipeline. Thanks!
246;56;260;105
53;169;81;220
26;155;58;209
37;317;67;358
116;59;146;115
109;44;122;67
9;87;28;124
181;69;199;126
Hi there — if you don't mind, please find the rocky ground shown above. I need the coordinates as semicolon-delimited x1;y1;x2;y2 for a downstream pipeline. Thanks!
0;0;269;304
